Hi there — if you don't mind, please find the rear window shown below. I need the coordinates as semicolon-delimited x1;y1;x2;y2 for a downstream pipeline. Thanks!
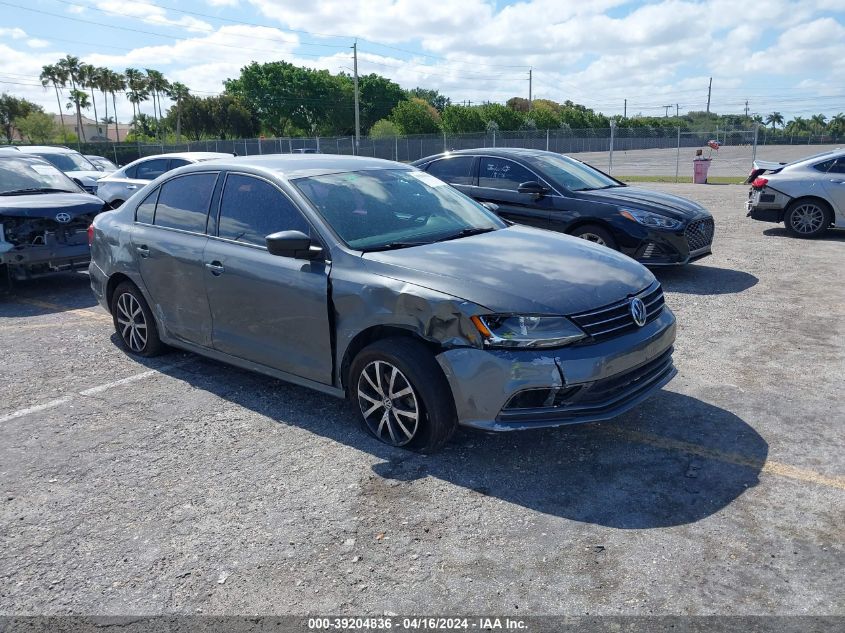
136;159;169;180
135;187;159;224
425;156;475;185
153;173;217;233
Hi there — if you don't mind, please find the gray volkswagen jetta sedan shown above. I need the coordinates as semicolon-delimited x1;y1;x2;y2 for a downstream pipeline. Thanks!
89;155;677;452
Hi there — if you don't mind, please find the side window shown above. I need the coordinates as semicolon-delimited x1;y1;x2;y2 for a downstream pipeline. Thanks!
153;173;217;233
135;187;159;224
478;158;536;191
218;174;310;246
425;156;475;185
829;158;845;174
168;158;190;171
136;159;169;181
124;164;138;179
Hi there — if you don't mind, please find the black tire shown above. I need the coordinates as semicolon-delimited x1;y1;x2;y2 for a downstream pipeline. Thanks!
784;198;831;238
570;224;618;250
110;281;165;357
349;338;457;453
109;200;124;210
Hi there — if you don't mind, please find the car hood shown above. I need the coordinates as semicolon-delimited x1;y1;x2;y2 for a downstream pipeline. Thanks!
0;192;106;219
579;186;709;220
66;170;106;182
362;224;655;315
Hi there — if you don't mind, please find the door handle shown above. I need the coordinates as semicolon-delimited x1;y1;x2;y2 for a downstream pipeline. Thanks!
135;245;149;258
205;261;225;276
830;179;844;185
126;185;138;190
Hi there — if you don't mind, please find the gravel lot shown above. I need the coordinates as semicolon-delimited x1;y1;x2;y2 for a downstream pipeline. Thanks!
1;183;843;617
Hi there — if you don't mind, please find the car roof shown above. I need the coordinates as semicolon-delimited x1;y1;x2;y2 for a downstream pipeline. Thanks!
138;151;234;161
12;145;80;154
0;152;54;164
416;147;553;163
198;154;409;179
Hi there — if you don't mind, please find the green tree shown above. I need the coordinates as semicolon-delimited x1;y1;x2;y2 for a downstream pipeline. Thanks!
440;104;485;134
103;70;126;142
506;97;530;113
124;68;148;127
408;87;450;112
0;93;41;143
389;98;441;134
529;103;561;129
15;110;58;143
765;111;784;130
57;55;85;141
78;64;101;135
810;113;827;134
144;69;170;138
829;113;845;136
169;82;191;143
369;119;401;138
357;74;406;132
40;64;68;142
477;102;523;131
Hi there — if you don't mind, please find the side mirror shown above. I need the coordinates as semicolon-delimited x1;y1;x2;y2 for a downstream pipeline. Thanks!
517;181;549;198
266;230;324;260
480;201;499;213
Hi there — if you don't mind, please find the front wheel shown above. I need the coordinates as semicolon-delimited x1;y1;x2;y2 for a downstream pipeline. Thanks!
110;281;165;357
350;338;457;453
784;199;831;238
570;224;618;250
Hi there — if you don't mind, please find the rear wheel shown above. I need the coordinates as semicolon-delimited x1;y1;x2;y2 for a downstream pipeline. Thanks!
350;338;457;453
784;199;831;238
110;281;164;357
570;224;618;250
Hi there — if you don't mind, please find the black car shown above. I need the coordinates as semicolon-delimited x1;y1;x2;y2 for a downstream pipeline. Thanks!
1;153;108;283
412;149;715;265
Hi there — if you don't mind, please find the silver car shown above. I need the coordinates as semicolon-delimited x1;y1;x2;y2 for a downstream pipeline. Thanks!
0;145;109;195
746;149;845;237
89;155;677;452
95;152;232;208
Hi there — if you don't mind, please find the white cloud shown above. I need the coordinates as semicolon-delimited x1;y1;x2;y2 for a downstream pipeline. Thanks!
0;27;27;39
26;39;50;49
94;1;214;33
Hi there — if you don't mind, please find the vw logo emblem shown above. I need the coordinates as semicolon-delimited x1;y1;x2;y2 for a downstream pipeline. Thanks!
55;212;71;224
630;297;647;327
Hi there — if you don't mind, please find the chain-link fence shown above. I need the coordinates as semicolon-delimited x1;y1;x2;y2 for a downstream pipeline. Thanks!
9;126;844;180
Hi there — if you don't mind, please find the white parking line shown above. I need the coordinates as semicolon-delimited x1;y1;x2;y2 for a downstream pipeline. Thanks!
0;359;195;424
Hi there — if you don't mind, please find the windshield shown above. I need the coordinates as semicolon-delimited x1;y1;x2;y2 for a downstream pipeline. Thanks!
88;156;117;170
293;168;506;251
530;154;621;191
0;157;80;194
34;152;96;172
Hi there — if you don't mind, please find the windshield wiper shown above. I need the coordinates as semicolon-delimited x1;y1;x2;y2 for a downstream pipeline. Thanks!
578;185;618;191
0;187;75;196
433;226;497;243
361;241;430;252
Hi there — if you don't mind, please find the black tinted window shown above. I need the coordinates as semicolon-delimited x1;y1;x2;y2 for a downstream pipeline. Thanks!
829;158;845;174
169;159;190;170
478;158;535;190
153;173;217;232
135;187;159;223
425;156;475;185
136;159;169;180
218;174;309;246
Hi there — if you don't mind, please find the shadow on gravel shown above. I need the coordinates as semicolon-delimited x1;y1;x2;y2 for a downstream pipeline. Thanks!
762;227;845;242
653;264;758;295
155;355;768;530
0;271;97;314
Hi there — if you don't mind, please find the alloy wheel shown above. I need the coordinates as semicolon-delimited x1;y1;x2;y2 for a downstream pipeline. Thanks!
578;232;607;246
790;203;825;234
116;292;148;352
357;360;420;446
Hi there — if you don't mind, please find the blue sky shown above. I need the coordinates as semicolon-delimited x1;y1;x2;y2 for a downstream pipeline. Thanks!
1;0;843;124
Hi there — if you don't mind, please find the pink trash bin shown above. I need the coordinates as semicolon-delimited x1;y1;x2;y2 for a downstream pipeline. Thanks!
693;158;711;184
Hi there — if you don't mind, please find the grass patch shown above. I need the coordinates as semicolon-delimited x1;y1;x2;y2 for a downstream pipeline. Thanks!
617;175;746;184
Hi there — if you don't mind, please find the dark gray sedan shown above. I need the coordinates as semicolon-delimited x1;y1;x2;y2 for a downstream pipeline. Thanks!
89;155;677;452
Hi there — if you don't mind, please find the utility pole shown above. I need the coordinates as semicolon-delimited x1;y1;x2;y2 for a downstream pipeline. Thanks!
706;77;712;114
528;68;533;111
352;40;360;155
623;98;627;119
663;105;672;118
744;100;749;118
675;103;679;117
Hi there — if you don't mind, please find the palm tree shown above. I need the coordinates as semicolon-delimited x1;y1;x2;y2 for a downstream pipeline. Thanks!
144;69;170;139
40;64;68;142
57;55;85;142
829;113;845;137
765;111;784;130
106;71;126;142
168;81;190;143
810;113;827;134
79;64;101;138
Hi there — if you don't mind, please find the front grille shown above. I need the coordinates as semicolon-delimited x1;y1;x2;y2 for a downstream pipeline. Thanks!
572;347;674;407
685;217;714;252
569;282;664;343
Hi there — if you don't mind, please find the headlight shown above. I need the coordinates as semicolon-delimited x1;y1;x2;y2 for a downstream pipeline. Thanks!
470;314;586;348
620;208;683;230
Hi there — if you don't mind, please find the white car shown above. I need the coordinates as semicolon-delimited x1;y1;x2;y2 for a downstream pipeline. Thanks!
95;152;232;208
746;149;845;238
0;145;110;195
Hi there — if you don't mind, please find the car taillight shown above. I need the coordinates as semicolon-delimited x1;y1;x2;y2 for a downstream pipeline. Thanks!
87;224;94;246
752;177;768;188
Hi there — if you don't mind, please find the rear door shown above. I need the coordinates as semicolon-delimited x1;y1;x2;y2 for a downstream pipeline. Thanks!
470;156;554;229
131;172;218;346
203;173;333;384
820;157;845;219
423;155;477;196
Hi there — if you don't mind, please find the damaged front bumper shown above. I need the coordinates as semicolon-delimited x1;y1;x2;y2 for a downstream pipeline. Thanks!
436;308;676;431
